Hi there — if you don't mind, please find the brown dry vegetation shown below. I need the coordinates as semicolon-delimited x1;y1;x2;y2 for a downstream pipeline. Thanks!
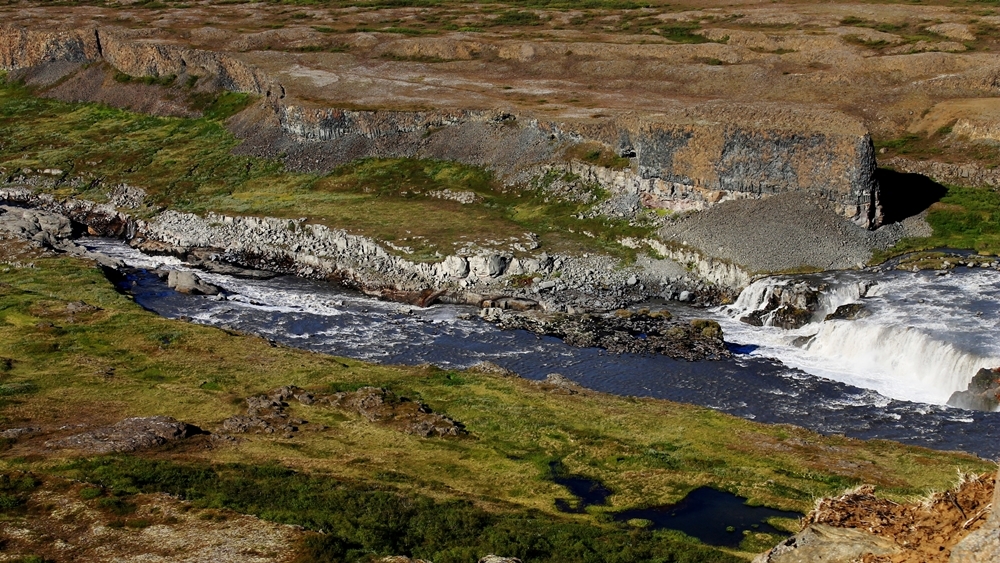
7;0;1000;167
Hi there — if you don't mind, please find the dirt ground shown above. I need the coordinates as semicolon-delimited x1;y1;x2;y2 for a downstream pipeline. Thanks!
807;473;995;562
5;0;1000;165
0;472;302;563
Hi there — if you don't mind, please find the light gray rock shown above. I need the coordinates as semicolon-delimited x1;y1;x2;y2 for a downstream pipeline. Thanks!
752;524;900;563
440;255;469;279
469;254;508;278
167;270;221;295
478;556;522;563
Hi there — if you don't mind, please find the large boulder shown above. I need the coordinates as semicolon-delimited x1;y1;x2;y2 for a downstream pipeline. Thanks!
166;270;221;295
947;368;1000;412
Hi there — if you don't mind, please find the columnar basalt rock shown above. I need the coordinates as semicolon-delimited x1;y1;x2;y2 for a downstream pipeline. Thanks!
0;24;883;228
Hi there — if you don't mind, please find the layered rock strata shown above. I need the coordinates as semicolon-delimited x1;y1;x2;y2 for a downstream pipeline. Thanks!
0;25;883;228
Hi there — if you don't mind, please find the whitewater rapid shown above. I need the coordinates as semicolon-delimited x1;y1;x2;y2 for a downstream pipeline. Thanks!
716;269;1000;406
81;238;1000;457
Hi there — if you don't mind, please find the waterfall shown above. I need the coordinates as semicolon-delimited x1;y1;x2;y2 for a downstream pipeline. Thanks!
719;272;1000;406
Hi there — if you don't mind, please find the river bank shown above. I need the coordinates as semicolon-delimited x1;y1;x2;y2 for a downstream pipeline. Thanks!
2;231;991;562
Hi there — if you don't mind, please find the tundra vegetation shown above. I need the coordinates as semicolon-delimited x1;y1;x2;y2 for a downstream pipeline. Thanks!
0;237;990;561
3;0;1000;559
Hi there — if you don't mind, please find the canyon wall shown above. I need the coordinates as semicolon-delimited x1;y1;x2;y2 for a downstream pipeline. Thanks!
0;24;883;229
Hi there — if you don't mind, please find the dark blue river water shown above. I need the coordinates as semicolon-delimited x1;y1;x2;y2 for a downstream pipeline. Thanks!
83;238;1000;459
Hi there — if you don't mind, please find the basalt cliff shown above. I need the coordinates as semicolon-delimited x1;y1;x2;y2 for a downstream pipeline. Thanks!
0;25;883;230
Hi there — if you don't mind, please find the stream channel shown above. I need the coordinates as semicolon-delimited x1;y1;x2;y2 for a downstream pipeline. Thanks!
81;238;1000;540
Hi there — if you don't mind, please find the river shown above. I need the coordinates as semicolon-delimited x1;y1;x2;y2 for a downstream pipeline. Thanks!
82;238;1000;459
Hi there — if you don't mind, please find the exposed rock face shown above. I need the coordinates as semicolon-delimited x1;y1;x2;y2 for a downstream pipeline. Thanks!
0;205;74;249
0;24;883;229
44;416;204;454
0;26;277;96
274;103;882;228
757;476;998;563
753;524;900;563
947;367;1000;412
739;281;823;330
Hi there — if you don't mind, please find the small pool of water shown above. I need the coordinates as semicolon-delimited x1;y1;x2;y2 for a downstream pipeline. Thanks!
550;463;612;513
614;487;801;547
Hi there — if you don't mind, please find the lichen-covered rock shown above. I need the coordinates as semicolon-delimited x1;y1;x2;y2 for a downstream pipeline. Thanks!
44;416;204;454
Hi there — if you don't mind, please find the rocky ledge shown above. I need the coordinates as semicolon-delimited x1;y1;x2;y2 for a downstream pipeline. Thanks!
480;307;730;361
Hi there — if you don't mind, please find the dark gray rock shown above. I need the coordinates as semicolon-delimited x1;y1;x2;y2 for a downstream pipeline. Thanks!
824;303;871;321
44;416;204;453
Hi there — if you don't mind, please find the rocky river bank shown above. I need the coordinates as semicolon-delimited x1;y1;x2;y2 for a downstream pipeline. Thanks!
0;186;740;360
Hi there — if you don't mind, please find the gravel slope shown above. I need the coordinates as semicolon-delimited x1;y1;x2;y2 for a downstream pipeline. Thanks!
659;193;908;274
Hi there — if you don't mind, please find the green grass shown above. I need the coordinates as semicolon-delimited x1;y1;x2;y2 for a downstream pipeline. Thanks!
0;247;990;560
875;185;1000;259
61;458;738;563
0;78;652;262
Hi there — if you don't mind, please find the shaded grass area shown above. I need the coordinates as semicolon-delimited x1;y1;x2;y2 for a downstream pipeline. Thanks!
874;184;1000;260
0;79;651;261
0;244;990;560
63;458;738;563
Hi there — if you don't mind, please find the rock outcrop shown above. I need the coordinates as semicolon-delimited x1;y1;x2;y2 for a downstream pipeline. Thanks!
220;385;464;438
272;102;882;228
165;269;221;296
0;24;883;229
756;476;997;563
947;367;1000;412
44;416;204;454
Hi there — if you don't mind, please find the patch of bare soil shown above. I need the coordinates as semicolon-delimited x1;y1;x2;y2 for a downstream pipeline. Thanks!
0;473;302;563
807;474;995;562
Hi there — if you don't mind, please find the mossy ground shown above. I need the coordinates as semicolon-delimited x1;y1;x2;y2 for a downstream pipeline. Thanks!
0;78;652;262
873;185;1000;262
0;237;991;560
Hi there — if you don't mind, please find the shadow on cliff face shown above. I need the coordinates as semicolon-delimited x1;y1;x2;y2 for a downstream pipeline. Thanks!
876;168;947;224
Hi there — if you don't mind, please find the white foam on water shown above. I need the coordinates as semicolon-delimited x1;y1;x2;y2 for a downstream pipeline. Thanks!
718;269;1000;406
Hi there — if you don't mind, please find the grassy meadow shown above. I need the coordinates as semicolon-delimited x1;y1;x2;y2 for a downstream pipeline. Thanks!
0;237;991;561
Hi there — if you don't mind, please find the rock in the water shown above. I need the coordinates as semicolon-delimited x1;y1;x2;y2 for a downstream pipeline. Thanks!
824;303;870;321
948;367;1000;412
44;416;204;454
753;524;900;563
167;270;221;295
485;309;729;361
